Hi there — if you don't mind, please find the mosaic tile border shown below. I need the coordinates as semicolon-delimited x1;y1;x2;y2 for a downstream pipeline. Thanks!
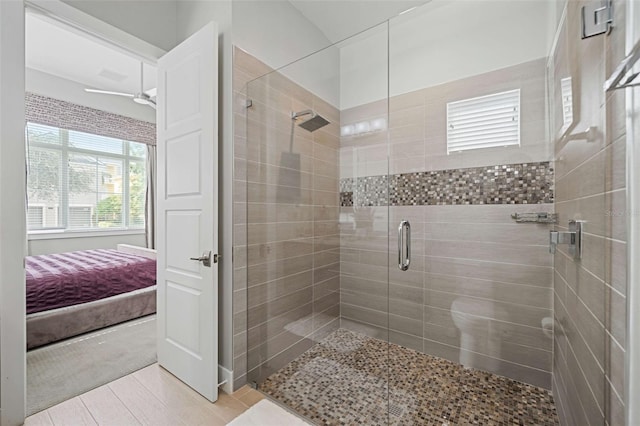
341;175;389;207
340;162;554;207
25;93;156;146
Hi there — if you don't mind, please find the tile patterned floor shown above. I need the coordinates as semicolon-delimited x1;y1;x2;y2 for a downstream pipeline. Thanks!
260;329;559;426
25;364;265;426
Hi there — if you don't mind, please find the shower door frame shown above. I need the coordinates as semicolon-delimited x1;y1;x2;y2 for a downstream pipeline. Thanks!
625;1;640;423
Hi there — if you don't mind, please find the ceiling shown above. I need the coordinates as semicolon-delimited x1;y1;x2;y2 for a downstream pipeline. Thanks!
26;12;156;96
288;0;429;43
25;1;429;96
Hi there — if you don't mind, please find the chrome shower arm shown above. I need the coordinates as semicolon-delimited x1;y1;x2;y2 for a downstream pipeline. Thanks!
291;109;314;120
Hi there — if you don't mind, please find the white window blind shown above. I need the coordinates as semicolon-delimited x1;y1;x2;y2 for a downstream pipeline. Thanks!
26;122;147;233
27;206;44;230
446;89;520;154
560;77;573;127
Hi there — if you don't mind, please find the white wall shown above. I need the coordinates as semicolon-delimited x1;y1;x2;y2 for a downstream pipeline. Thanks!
28;232;146;255
232;0;331;73
274;44;340;108
339;24;389;111
341;0;555;109
27;68;155;122
61;0;178;52
232;0;339;107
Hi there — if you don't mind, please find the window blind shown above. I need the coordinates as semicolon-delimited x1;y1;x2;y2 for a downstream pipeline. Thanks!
560;77;573;127
446;89;521;154
26;122;147;232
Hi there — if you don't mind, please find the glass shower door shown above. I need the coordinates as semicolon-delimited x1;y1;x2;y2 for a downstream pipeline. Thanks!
243;21;393;425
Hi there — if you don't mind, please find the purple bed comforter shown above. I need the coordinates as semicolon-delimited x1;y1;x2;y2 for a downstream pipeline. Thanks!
26;249;156;315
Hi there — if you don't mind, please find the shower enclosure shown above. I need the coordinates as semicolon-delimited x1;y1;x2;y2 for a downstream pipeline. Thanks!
235;1;620;424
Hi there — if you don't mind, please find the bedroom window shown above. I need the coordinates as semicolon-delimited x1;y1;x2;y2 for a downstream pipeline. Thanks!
26;122;147;233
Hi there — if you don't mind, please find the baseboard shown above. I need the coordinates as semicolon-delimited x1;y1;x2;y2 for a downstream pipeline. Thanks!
218;365;233;394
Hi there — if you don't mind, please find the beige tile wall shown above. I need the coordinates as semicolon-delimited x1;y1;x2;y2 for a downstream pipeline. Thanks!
233;12;628;416
340;58;550;178
551;2;627;425
339;59;555;389
340;204;555;389
232;48;340;389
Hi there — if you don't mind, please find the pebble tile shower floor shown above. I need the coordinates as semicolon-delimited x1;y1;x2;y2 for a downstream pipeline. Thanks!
260;329;559;425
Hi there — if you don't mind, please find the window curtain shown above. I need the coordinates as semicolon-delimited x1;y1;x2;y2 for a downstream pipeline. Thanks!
145;144;157;249
25;93;155;145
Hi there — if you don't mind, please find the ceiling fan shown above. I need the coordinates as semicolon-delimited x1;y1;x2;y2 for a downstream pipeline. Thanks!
85;62;156;109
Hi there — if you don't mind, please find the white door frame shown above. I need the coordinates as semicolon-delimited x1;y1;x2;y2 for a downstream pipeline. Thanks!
0;2;26;425
625;1;640;424
1;1;164;424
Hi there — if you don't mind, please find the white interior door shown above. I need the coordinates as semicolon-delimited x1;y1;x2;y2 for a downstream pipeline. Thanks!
156;21;218;402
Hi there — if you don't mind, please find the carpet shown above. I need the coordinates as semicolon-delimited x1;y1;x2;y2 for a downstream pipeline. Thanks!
27;315;157;416
227;399;311;426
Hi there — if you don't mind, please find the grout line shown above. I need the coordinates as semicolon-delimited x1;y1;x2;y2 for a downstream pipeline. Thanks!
606;328;625;353
553;334;598;423
551;375;568;422
556;307;606;419
605;374;624;404
554;286;608;385
106;381;141;422
97;385;141;426
246;301;313;331
423;303;550;330
109;376;169;426
425;271;553;291
424;254;553;269
421;238;553;249
421;336;552;375
554;187;626;204
555;269;607;337
44;410;55;426
555;136;624;182
424;287;553;311
341;301;547;332
77;396;99;426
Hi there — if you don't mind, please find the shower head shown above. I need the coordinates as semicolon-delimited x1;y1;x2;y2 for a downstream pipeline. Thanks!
291;109;330;132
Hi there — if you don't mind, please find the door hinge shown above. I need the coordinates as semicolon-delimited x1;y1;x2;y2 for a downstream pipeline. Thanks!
582;0;613;39
213;253;220;264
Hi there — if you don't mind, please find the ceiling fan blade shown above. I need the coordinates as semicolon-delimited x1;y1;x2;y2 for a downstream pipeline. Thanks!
85;88;134;97
145;88;157;97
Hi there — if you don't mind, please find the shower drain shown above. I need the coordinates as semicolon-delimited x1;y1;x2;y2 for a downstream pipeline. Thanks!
388;403;405;417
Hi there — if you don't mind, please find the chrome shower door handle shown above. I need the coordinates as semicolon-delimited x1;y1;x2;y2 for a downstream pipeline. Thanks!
398;220;411;271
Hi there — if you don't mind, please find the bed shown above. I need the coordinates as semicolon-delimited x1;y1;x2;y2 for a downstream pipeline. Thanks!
26;244;157;349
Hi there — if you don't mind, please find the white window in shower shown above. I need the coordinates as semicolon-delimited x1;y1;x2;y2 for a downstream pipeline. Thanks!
446;89;520;154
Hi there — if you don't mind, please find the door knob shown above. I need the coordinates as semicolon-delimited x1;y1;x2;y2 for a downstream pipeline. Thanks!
190;251;212;267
